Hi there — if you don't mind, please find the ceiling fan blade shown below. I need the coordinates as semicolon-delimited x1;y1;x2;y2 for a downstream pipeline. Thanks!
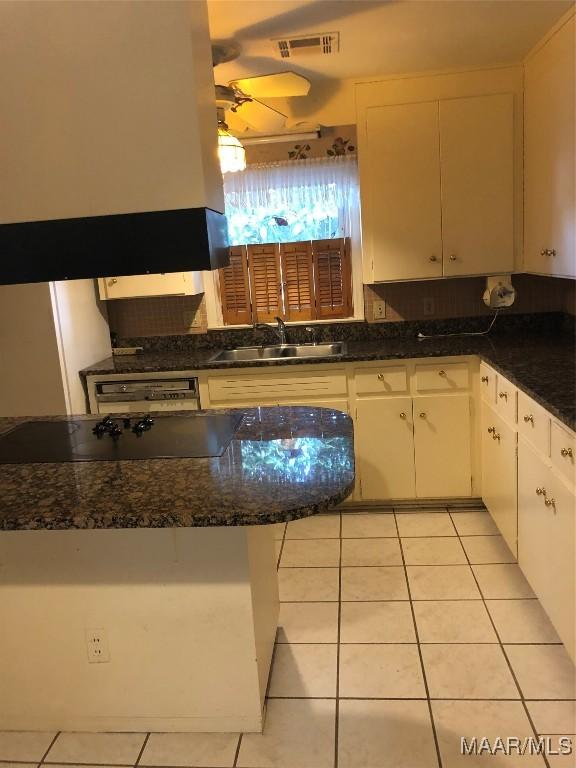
230;72;311;99
234;98;286;133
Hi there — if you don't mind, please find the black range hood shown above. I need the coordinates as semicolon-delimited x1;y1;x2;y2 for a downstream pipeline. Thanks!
0;207;228;285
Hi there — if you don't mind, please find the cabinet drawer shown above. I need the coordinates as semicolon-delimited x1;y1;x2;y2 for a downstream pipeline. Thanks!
415;362;470;392
551;422;576;488
495;376;517;424
207;370;348;404
517;392;550;456
479;363;497;404
355;365;408;395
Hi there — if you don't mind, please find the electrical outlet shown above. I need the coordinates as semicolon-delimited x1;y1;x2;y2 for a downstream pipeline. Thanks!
85;628;110;663
423;298;435;316
373;300;386;320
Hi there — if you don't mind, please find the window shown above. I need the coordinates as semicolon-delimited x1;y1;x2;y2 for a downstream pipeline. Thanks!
218;155;358;324
219;238;352;324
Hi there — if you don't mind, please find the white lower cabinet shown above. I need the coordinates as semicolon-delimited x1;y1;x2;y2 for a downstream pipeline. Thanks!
481;402;518;556
518;438;575;660
413;394;472;498
355;397;416;499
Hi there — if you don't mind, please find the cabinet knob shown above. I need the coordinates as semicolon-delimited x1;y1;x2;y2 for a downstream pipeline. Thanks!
545;497;556;508
399;412;407;419
561;447;573;458
499;391;508;400
449;254;457;262
419;412;426;419
487;426;495;434
523;414;534;423
108;278;118;286
492;432;501;442
377;373;384;381
541;248;557;257
429;255;438;262
535;487;546;496
438;370;446;377
481;376;489;383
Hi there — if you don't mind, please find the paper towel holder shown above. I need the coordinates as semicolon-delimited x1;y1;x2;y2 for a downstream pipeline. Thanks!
483;275;516;309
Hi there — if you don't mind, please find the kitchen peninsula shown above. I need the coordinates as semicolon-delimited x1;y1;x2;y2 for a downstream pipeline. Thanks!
0;407;354;733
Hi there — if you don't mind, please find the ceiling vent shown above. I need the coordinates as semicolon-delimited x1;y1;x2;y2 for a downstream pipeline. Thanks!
273;32;339;59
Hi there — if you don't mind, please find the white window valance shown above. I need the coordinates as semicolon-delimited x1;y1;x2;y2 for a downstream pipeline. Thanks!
223;155;359;245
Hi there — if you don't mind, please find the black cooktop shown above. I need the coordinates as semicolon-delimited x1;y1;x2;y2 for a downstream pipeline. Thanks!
0;414;243;464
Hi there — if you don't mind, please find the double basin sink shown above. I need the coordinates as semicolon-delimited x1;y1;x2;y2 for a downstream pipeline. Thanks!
211;342;347;363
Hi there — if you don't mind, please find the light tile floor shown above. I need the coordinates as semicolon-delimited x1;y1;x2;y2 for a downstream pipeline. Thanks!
1;507;575;768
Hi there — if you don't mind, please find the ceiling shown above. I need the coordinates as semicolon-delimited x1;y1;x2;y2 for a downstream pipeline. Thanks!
208;0;573;82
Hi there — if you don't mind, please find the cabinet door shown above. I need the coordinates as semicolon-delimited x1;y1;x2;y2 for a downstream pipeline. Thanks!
440;94;514;276
98;272;203;300
364;101;443;281
525;16;575;277
356;397;416;499
518;438;576;660
413;394;471;497
481;403;518;556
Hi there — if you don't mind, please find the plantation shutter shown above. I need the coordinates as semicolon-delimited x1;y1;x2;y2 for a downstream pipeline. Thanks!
279;241;315;322
219;245;253;325
312;238;353;319
247;244;283;322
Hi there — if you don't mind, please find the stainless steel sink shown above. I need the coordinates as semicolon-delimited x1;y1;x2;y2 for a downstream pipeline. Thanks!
211;342;347;363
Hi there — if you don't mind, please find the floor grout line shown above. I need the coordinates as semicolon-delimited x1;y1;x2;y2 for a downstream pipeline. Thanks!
457;527;553;768
133;734;149;768
333;511;342;768
393;509;444;768
38;734;61;767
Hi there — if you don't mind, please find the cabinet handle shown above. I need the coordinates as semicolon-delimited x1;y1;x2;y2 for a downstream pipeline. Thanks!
492;432;501;442
438;370;446;377
523;414;534;424
449;254;457;262
377;373;384;381
399;412;407;419
561;447;573;458
545;497;556;508
429;255;438;262
481;376;489;383
487;426;495;434
499;392;508;400
540;248;557;257
535;487;546;496
419;412;426;419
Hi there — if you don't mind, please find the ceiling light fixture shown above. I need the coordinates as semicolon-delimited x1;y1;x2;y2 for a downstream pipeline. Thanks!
217;119;246;175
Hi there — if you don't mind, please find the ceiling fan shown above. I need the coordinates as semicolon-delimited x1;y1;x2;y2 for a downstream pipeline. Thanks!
212;40;311;134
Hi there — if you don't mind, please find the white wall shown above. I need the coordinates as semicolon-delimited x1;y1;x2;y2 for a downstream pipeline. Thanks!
0;284;67;416
51;280;112;414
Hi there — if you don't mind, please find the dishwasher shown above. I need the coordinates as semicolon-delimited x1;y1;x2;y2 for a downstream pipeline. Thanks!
90;376;200;414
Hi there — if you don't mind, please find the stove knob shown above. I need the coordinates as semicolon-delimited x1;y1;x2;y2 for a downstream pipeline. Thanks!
108;424;122;438
142;415;154;427
102;415;113;425
132;421;146;436
92;422;107;437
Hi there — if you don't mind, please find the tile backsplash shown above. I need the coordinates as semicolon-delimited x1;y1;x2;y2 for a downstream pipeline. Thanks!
364;274;576;323
107;274;575;339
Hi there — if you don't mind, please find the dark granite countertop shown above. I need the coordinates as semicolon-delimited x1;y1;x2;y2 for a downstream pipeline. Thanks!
81;331;576;431
0;407;355;531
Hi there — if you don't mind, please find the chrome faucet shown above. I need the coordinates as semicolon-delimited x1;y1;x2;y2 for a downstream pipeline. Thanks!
252;316;288;345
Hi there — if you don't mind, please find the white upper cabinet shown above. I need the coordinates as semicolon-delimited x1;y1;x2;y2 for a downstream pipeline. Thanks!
365;101;443;281
440;94;514;277
98;272;204;301
524;13;575;278
357;67;522;283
